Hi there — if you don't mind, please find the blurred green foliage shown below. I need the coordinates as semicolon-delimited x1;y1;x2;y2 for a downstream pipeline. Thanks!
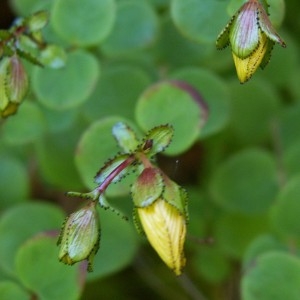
0;0;299;299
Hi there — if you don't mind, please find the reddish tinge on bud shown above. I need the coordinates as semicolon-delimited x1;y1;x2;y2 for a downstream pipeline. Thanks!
57;202;100;272
216;0;286;83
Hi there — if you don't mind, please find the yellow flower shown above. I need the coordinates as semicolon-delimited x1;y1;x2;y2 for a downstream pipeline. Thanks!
216;0;286;83
137;198;186;275
131;167;188;275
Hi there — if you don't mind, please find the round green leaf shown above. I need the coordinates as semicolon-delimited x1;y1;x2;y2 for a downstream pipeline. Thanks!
210;149;279;214
135;81;204;155
101;0;159;55
214;213;269;259
227;79;281;145
0;155;29;209
156;17;214;68
75;116;139;196
2;101;46;145
41;106;78;133
0;202;64;276
283;140;300;178
87;209;138;281
36;127;85;190
0;281;30;300
171;0;228;44
83;65;151;122
51;0;115;46
242;252;300;300
9;0;43;15
170;67;230;138
15;236;81;300
33;50;100;110
243;234;288;270
194;246;231;284
270;176;300;239
278;103;300;151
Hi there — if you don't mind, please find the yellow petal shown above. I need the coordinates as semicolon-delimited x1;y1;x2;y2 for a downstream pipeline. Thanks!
232;32;268;83
138;198;186;275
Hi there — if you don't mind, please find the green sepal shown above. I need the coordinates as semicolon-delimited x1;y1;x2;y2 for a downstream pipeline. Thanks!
259;39;274;69
162;175;188;218
131;167;164;207
94;153;135;185
16;48;43;67
26;11;49;32
98;193;128;220
216;15;235;50
258;6;286;47
112;122;139;153
132;207;145;235
39;44;67;69
139;124;174;157
230;2;260;58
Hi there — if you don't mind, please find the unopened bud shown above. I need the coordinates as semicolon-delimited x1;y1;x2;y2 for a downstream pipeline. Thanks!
57;202;100;272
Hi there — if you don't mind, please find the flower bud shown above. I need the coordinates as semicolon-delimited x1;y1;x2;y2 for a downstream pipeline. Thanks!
57;202;100;272
0;55;29;117
216;0;286;83
132;167;187;275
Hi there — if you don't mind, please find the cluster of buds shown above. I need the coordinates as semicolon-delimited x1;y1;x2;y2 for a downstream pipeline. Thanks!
58;122;188;275
0;11;66;117
216;0;286;83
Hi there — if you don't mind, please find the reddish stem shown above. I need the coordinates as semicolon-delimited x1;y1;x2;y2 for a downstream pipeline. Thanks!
96;155;136;193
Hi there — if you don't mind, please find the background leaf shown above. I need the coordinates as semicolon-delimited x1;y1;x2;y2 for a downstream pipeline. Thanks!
51;0;115;46
135;81;204;155
33;50;100;110
15;236;81;300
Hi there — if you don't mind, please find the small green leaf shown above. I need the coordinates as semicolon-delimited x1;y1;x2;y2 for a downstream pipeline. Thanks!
26;10;49;32
112;122;139;153
75;116;138;196
140;124;174;156
39;44;67;69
